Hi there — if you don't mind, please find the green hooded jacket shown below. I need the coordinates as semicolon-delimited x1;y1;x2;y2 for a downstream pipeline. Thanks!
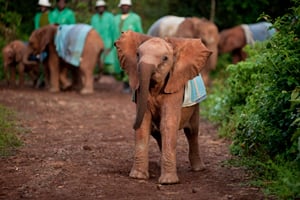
113;12;143;75
51;8;76;25
34;11;55;29
91;11;116;65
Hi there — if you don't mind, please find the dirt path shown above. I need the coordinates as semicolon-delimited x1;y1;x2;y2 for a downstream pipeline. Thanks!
0;76;264;200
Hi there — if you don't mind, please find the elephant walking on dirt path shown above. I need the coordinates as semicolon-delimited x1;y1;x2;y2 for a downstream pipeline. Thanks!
2;40;39;88
115;31;211;184
23;24;104;94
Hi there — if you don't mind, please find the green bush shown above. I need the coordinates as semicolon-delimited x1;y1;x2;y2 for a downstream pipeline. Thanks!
202;2;300;198
0;105;22;156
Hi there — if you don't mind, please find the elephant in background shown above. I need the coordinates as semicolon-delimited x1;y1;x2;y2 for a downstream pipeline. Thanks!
218;21;276;64
147;15;219;86
23;24;104;94
115;30;211;184
2;40;39;87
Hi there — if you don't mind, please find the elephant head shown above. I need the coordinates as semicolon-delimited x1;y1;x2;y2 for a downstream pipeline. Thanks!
115;30;211;129
175;17;219;85
2;40;24;67
2;44;14;75
218;25;248;63
23;25;57;65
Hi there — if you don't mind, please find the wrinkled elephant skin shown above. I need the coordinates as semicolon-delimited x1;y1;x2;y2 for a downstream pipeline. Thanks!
23;25;104;94
115;31;211;184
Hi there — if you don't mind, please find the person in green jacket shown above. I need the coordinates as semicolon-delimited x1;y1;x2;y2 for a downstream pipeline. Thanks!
113;0;143;93
90;0;115;76
52;0;76;25
34;0;54;29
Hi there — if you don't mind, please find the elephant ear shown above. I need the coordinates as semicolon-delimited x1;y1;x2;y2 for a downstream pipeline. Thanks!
30;25;56;53
164;37;212;93
114;30;152;90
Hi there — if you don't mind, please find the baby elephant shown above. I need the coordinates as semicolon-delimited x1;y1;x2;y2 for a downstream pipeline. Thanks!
115;31;211;184
2;40;39;87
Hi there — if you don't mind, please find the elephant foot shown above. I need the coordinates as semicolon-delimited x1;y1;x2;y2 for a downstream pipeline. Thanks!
80;88;94;95
49;87;60;93
190;157;206;171
129;168;149;180
61;81;72;91
158;173;179;185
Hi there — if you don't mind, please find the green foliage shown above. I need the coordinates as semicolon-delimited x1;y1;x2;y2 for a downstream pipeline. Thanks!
0;105;22;157
251;158;300;199
74;2;92;24
202;1;300;198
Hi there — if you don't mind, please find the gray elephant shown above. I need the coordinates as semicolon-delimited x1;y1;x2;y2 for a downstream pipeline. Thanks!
147;15;219;86
115;31;211;184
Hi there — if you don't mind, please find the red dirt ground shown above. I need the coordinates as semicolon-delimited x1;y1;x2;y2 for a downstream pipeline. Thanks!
0;76;265;200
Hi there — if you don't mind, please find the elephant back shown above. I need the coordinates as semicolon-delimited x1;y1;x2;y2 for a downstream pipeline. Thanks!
54;24;92;66
147;15;185;37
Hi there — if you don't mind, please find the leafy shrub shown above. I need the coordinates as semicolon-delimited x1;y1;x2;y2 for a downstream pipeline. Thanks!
0;105;22;156
202;1;300;198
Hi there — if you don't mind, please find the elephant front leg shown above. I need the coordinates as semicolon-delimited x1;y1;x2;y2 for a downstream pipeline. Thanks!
130;111;151;180
59;67;72;90
159;111;180;184
184;105;205;171
17;63;25;87
48;58;60;92
8;66;16;87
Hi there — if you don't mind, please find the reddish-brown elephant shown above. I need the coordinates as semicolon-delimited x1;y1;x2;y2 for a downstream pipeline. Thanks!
115;31;211;184
218;22;276;63
23;24;104;94
2;40;39;87
147;16;219;86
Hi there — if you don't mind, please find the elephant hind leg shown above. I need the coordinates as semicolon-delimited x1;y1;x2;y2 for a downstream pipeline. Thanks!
79;62;94;95
184;126;205;171
183;106;205;171
94;51;104;82
8;66;17;88
59;67;72;91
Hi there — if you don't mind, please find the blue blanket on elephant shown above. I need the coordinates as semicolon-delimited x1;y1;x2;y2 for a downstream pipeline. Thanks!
55;24;92;67
132;74;206;107
242;22;276;45
248;22;275;41
182;74;207;107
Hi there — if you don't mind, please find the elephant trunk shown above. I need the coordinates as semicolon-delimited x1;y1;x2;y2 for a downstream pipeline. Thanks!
133;62;155;130
23;47;38;66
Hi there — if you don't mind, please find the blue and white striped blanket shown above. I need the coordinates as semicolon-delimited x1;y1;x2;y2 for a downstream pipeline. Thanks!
132;74;206;107
182;74;207;107
54;24;92;67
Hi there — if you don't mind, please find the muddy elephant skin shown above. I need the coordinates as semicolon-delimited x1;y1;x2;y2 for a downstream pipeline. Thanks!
115;31;211;184
23;24;104;94
2;40;39;87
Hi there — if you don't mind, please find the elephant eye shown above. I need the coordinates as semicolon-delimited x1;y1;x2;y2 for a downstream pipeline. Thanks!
136;52;140;60
162;56;168;62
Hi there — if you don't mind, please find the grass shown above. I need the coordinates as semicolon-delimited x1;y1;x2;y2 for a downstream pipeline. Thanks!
0;104;23;157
